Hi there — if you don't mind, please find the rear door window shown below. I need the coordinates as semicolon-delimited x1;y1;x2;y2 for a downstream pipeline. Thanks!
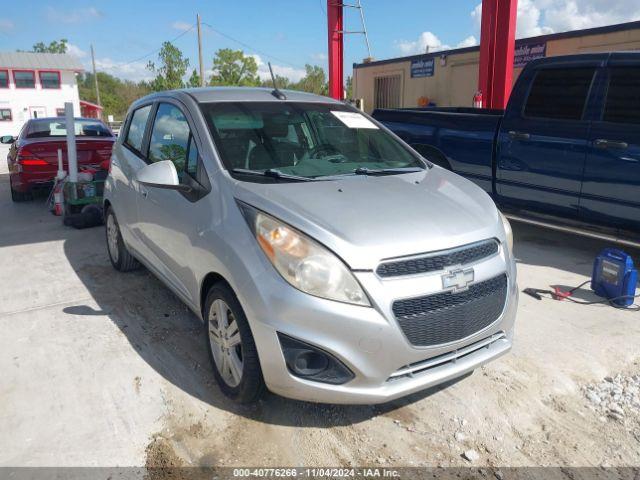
524;68;595;120
124;105;152;154
603;67;640;125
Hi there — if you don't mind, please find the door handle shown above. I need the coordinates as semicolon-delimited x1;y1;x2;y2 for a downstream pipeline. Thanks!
140;187;149;199
594;139;628;150
508;131;530;141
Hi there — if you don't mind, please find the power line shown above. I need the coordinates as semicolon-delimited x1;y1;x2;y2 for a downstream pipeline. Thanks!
117;24;196;67
98;19;304;77
201;22;305;70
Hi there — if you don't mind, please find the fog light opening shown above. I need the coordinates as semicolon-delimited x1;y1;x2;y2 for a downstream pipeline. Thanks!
292;350;330;376
278;333;355;385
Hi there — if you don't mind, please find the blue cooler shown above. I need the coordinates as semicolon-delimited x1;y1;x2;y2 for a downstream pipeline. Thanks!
591;249;638;307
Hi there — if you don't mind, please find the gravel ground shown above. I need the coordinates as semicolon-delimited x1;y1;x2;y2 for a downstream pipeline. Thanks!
584;373;640;422
0;162;639;469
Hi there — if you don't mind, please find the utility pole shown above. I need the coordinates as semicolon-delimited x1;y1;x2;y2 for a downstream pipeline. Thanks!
197;14;205;87
90;44;101;119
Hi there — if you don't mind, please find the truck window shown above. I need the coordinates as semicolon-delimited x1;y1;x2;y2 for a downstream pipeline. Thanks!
524;68;595;121
603;67;640;125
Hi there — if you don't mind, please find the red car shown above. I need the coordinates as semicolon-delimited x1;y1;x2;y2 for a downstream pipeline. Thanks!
1;117;115;202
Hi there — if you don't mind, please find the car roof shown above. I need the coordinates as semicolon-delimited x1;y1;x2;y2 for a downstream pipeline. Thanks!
132;87;345;108
27;117;105;123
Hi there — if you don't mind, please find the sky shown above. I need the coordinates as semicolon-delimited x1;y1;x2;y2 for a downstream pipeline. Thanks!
2;0;640;83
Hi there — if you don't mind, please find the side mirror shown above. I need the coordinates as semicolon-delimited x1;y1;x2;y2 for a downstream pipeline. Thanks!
0;135;15;144
136;160;192;192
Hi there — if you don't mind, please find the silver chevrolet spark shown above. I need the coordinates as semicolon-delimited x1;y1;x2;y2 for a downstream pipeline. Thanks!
104;87;518;404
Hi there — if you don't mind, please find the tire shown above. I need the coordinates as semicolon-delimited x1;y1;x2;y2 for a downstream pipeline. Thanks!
204;284;265;404
9;178;32;202
105;207;140;272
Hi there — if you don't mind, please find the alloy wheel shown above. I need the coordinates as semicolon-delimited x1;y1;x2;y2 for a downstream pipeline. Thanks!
208;299;243;387
106;213;120;264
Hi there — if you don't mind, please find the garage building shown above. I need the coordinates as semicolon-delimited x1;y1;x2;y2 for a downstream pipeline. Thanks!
0;52;84;136
353;20;640;113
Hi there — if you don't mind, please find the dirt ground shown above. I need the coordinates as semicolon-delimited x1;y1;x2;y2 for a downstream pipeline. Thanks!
0;153;639;469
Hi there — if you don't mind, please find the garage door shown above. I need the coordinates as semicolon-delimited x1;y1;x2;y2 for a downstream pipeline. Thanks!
374;74;402;109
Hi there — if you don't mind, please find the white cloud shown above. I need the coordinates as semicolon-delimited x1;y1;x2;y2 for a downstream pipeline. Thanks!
542;0;640;32
397;32;479;55
0;19;14;32
46;6;103;24
171;21;193;32
471;0;640;40
397;32;445;55
66;43;87;58
311;52;328;61
93;57;154;82
250;54;307;83
457;35;478;48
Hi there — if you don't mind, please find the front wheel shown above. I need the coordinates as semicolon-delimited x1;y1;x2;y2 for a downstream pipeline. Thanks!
204;284;265;404
105;207;139;272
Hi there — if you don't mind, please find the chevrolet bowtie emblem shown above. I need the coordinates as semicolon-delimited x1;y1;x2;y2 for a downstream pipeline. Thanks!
442;267;474;293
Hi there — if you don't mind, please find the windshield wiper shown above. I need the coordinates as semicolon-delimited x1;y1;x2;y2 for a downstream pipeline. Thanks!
232;168;315;182
352;167;425;176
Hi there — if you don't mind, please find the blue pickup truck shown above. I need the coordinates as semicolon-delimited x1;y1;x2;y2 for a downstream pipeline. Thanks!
373;53;640;244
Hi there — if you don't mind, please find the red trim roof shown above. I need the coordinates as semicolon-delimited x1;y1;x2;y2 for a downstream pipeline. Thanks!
79;100;103;110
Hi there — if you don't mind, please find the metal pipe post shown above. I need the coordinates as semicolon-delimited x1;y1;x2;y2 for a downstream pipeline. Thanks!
64;102;78;183
327;1;344;100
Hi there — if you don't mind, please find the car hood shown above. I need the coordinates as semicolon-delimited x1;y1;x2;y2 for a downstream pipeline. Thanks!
232;168;504;270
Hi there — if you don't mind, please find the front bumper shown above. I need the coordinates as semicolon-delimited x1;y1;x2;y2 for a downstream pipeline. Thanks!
241;245;518;405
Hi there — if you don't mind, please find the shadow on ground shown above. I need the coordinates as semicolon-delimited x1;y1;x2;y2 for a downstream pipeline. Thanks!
59;223;467;428
512;221;640;278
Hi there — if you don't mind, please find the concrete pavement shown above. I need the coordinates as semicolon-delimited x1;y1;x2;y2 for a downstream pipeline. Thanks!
0;158;638;467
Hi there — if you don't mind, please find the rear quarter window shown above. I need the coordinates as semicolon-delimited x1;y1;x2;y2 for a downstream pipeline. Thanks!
523;68;595;121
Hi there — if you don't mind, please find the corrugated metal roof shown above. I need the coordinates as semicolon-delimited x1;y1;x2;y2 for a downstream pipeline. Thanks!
0;52;84;71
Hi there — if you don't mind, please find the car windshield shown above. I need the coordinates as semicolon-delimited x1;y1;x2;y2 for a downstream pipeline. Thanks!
25;119;113;138
200;101;425;179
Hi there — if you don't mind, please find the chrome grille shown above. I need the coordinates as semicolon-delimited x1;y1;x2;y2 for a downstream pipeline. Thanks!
377;239;499;278
392;274;508;347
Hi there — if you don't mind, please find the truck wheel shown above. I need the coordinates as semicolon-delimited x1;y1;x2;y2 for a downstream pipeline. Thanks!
105;207;139;272
204;284;265;404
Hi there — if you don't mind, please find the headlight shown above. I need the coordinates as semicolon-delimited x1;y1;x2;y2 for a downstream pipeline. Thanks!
239;203;371;307
500;212;513;253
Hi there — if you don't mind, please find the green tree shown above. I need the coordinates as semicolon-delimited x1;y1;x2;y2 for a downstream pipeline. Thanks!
345;75;353;100
78;72;151;120
260;74;291;90
187;69;202;88
28;39;68;54
292;65;328;95
209;49;260;87
147;41;190;91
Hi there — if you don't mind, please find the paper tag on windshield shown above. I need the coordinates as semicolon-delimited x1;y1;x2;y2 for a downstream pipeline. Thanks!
331;111;379;129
